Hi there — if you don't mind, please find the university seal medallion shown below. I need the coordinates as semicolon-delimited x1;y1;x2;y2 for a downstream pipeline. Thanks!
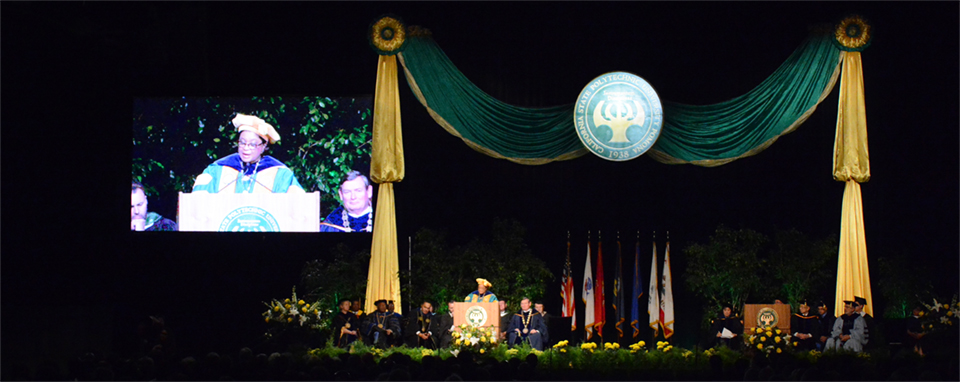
574;72;663;161
219;206;281;232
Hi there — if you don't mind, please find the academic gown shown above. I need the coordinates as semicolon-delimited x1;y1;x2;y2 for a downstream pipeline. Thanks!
825;313;865;352
507;310;548;350
710;315;744;349
790;312;821;350
332;312;360;348
817;312;835;350
192;154;303;193
436;312;455;348
403;311;437;349
361;311;401;348
464;291;498;303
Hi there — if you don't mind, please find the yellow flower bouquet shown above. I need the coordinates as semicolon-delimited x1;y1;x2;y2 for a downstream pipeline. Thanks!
745;325;792;356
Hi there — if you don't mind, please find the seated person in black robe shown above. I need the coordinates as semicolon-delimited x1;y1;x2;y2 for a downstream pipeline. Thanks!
790;300;820;351
361;299;401;348
498;300;512;342
332;299;360;348
404;301;437;349
710;304;743;349
388;300;405;347
815;300;835;351
507;298;548;350
435;301;456;348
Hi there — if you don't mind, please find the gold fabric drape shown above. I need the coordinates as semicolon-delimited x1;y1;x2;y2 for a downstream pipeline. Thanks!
834;180;873;316
366;54;405;315
833;51;870;182
833;50;872;316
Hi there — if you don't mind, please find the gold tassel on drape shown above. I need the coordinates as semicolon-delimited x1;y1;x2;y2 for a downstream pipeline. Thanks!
365;23;406;314
831;15;873;316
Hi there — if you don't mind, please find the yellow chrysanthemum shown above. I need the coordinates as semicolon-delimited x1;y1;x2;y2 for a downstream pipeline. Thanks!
298;300;305;305
285;304;292;309
765;331;773;337
301;307;308;313
265;317;270;323
793;342;798;347
480;349;485;354
776;348;782;354
757;344;763;350
755;328;763;334
638;341;646;347
775;329;782;335
760;337;767;342
560;348;567;353
774;336;781;343
945;304;951;309
480;336;486;343
287;317;293;322
274;306;281;312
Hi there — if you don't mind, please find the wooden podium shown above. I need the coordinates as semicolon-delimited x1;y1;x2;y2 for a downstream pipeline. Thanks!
743;304;792;334
178;192;320;232
452;301;500;342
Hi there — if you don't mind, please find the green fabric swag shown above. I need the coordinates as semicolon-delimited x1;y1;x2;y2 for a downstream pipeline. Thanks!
398;31;841;166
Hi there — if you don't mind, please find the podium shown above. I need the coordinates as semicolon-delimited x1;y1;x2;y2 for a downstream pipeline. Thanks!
743;304;792;334
178;192;320;232
452;301;500;342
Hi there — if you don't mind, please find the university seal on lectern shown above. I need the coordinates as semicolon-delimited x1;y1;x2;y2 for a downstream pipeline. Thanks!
574;72;663;161
756;307;780;329
465;305;488;327
219;206;281;232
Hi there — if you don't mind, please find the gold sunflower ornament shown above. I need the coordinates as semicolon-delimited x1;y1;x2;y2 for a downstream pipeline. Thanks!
369;15;406;55
834;15;872;52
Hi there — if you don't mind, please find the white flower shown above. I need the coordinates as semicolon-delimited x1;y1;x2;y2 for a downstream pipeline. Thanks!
940;316;951;324
469;337;480;346
931;299;942;312
450;349;460;357
299;315;308;326
290;309;299;316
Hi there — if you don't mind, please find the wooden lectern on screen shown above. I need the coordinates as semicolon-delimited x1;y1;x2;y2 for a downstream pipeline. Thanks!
452;301;500;343
743;304;792;335
178;192;320;232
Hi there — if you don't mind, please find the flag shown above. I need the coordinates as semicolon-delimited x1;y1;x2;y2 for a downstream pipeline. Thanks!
583;240;595;341
648;240;660;338
660;240;675;339
594;240;606;340
631;240;643;339
562;237;576;332
614;239;625;340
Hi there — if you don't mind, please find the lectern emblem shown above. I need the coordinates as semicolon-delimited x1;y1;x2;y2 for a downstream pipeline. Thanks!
219;206;281;232
465;305;488;327
574;71;663;161
756;307;780;329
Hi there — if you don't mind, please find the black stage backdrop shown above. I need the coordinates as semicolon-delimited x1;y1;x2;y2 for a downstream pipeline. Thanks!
2;1;957;370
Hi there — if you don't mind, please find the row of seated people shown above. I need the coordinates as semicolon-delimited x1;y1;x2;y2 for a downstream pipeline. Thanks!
710;297;876;353
332;298;550;351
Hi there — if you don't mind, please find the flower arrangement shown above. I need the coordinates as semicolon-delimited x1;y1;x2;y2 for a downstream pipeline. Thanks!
628;341;646;354
656;341;673;352
603;342;621;351
450;324;497;354
580;342;598;352
552;340;570;353
262;287;324;329
746;326;792;355
919;295;960;332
